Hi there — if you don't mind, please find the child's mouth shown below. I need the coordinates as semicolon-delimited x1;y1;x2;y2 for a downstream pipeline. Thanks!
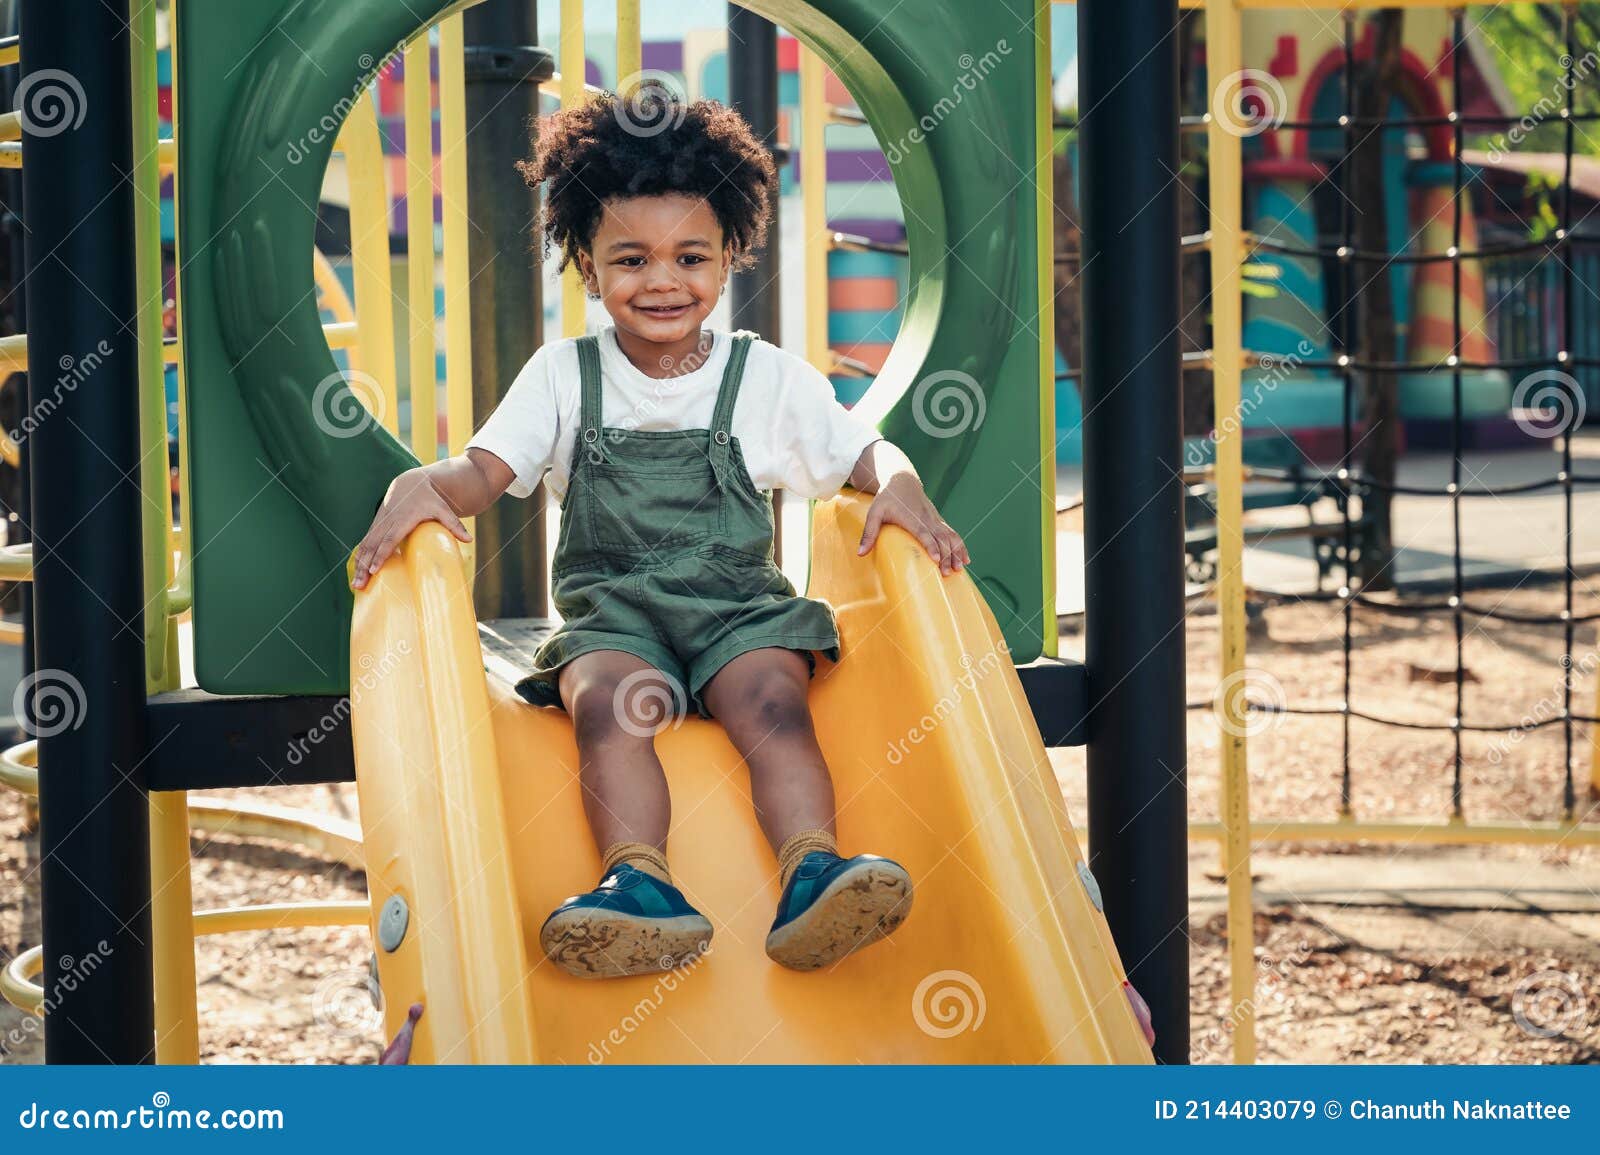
637;303;692;319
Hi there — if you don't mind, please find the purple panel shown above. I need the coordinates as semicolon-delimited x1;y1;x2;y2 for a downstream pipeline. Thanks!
793;149;892;183
377;115;441;156
586;58;602;88
828;218;907;245
641;41;684;74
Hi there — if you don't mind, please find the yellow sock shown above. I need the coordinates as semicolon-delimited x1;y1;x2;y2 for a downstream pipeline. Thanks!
600;841;671;885
777;828;838;887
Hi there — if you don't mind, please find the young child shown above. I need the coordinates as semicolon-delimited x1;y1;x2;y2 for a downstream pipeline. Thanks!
349;90;970;980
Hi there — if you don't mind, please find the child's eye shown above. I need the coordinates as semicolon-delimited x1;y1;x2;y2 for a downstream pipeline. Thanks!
616;257;645;267
680;255;706;266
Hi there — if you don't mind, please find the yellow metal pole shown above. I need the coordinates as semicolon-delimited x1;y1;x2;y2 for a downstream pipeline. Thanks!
616;0;641;84
799;45;828;374
136;0;197;1065
438;13;477;577
405;34;438;462
1203;0;1257;1066
336;90;401;436
560;0;588;338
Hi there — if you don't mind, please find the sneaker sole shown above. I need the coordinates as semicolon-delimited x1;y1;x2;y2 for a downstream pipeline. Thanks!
765;860;914;971
540;909;713;979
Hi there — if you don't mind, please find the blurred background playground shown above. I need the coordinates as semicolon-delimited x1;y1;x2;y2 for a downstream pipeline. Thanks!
0;0;1598;1063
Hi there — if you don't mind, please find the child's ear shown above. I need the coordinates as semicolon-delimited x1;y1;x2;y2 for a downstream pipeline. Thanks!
575;250;600;297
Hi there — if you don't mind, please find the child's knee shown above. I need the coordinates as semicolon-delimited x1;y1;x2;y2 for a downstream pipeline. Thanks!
728;679;812;737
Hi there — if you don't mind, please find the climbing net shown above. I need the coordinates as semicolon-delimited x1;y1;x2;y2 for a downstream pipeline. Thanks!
1189;5;1600;827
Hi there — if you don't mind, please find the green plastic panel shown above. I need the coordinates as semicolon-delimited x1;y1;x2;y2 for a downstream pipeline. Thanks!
178;0;1049;694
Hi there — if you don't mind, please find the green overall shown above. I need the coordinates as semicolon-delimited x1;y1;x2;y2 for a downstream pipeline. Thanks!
515;332;843;720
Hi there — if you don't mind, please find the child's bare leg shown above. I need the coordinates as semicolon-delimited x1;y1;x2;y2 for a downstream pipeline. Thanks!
701;646;912;970
697;647;835;851
557;649;673;853
541;649;710;979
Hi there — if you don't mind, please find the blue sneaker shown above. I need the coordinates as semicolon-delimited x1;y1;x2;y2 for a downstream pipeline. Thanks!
539;863;713;979
765;852;914;971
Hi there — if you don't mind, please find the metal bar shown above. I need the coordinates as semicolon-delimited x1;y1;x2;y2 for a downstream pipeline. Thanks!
1078;0;1190;1064
799;44;828;375
727;4;782;565
1202;0;1257;1067
463;8;551;619
440;12;475;579
559;0;587;338
22;0;155;1063
336;90;401;435
404;33;437;462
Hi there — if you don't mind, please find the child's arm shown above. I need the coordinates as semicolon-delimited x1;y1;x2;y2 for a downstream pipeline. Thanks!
848;439;971;576
349;448;515;590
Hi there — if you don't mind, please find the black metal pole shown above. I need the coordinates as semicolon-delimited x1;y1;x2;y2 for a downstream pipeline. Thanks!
21;0;155;1062
1077;0;1190;1062
463;2;552;619
725;4;784;563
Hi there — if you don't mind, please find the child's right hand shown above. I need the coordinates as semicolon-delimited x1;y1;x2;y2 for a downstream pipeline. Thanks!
351;467;473;590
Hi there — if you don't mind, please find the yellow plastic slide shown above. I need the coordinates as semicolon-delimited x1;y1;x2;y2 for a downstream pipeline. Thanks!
348;494;1153;1064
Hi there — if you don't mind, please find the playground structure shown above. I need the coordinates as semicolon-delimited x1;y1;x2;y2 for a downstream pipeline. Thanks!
3;0;1597;1067
1;0;1184;1065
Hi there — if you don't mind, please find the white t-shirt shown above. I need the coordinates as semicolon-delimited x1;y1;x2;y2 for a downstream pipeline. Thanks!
465;326;882;502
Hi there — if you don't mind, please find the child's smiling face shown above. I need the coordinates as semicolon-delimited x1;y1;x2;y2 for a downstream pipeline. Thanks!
579;193;731;355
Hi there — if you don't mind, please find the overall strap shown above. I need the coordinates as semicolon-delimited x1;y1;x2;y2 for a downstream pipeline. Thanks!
575;335;610;463
708;332;754;486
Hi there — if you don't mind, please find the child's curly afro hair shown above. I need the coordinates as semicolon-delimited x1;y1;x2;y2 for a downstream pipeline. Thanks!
518;86;777;274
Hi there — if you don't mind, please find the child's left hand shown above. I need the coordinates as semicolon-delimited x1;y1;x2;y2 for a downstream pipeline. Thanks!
858;475;971;575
